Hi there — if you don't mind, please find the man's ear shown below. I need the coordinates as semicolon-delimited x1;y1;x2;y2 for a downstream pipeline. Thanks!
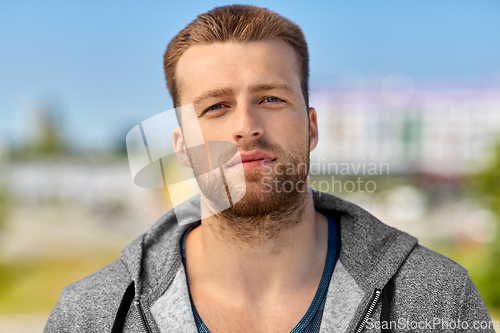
172;127;191;168
308;107;319;152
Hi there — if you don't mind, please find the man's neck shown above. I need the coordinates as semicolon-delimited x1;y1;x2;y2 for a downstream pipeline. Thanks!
184;189;329;305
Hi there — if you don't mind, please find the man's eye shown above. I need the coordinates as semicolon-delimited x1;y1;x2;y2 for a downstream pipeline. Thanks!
263;96;283;103
201;103;226;116
208;103;225;111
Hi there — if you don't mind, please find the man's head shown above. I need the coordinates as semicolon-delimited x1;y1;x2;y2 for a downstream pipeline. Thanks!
166;5;319;239
164;5;309;109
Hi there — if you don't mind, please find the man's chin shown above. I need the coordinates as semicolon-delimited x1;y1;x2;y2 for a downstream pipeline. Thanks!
224;179;308;218
227;186;275;217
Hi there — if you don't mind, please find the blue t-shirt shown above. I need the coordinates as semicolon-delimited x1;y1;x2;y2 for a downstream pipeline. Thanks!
180;213;340;333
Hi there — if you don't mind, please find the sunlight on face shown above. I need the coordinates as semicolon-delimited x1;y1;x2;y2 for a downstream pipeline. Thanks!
174;39;317;220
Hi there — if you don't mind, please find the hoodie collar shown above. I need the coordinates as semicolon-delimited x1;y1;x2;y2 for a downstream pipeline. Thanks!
311;191;417;292
121;190;418;300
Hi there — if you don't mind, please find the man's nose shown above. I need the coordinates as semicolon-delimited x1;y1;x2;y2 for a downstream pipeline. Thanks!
231;102;264;143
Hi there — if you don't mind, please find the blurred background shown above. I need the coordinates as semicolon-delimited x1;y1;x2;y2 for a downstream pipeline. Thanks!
1;0;499;331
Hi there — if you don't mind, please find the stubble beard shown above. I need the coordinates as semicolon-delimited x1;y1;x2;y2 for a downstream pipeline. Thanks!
193;137;311;243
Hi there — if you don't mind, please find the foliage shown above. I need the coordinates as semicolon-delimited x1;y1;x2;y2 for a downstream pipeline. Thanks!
0;255;118;313
468;138;500;309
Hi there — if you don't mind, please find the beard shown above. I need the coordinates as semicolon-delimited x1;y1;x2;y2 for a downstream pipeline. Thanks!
188;135;311;241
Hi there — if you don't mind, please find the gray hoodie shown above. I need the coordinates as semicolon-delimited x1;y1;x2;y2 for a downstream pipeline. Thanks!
44;191;494;332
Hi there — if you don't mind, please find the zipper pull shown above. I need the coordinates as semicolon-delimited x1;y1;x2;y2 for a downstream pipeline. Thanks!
136;300;153;333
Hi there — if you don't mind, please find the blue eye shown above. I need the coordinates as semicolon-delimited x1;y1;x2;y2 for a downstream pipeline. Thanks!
263;96;282;103
209;103;224;110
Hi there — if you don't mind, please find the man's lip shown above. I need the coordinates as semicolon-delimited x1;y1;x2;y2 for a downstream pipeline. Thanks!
226;150;275;168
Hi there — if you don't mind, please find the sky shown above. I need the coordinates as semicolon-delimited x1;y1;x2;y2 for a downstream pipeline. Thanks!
1;0;499;151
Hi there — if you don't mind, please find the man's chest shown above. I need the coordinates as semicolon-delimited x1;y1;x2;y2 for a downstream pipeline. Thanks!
192;295;313;333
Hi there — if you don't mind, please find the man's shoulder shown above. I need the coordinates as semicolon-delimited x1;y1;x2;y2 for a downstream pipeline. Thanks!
396;244;477;312
62;258;131;299
44;259;132;332
400;243;469;284
391;244;493;326
402;244;468;275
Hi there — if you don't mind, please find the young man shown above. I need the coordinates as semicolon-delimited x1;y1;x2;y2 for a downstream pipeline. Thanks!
45;5;494;333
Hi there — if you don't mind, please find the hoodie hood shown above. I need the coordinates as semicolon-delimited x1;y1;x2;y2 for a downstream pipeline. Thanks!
120;190;418;305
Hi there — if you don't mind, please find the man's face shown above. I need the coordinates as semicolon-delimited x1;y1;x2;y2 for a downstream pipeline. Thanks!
174;38;318;218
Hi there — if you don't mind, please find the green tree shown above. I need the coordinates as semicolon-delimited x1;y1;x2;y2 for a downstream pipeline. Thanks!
471;139;500;308
14;99;67;159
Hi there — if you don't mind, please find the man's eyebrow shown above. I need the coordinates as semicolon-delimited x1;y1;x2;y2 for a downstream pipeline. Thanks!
193;88;233;106
192;83;296;106
249;83;296;94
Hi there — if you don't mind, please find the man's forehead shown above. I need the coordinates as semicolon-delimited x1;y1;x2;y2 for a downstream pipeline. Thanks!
175;39;302;103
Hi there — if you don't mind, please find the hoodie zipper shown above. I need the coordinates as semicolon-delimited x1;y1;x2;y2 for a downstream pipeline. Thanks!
354;289;382;333
136;300;153;333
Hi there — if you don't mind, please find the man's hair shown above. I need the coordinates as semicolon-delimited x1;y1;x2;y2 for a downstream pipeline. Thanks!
163;5;309;108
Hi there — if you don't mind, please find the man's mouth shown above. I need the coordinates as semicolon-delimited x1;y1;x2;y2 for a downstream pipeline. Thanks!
226;150;276;170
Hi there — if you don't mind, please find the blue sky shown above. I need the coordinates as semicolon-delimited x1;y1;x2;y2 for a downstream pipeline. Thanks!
1;0;499;150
